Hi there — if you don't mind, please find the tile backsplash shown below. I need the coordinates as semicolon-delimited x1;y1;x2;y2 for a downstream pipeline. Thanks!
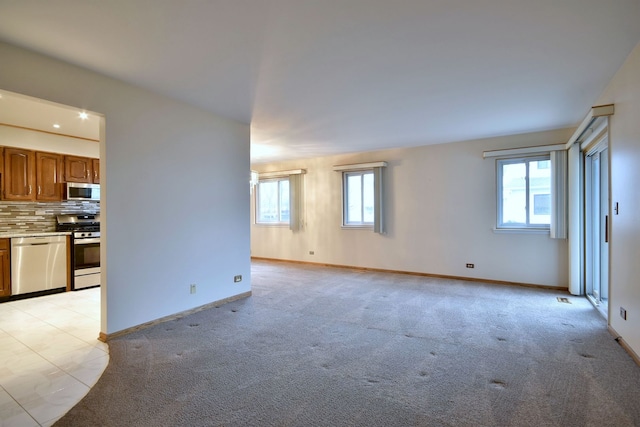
0;201;100;233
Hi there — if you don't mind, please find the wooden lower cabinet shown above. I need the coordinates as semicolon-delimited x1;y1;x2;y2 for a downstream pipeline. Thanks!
0;239;11;297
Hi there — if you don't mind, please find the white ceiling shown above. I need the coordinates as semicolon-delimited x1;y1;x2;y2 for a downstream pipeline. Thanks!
0;1;639;164
0;89;101;141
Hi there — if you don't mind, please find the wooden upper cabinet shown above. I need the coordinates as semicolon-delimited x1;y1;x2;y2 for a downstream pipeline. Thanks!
36;152;63;201
3;147;36;201
65;156;93;183
0;239;11;298
0;148;99;201
92;158;100;184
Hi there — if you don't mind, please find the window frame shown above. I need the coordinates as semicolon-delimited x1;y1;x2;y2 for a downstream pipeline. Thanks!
333;161;387;233
255;177;290;226
342;170;375;228
496;155;551;230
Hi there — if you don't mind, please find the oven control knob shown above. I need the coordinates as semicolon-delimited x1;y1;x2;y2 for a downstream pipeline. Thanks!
81;233;86;237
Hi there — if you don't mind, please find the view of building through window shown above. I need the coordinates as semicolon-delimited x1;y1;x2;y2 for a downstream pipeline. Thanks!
345;171;374;225
499;158;551;227
257;178;290;223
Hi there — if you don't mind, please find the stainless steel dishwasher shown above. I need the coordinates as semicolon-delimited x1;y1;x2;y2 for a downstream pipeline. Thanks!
11;235;67;295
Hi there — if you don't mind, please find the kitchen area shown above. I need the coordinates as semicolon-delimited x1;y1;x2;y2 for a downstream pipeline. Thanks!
0;89;101;302
4;212;100;299
0;89;108;427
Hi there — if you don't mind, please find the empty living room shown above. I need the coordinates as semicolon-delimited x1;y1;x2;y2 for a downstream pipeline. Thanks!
1;1;640;426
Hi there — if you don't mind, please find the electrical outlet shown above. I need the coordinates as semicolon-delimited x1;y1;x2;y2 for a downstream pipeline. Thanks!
466;263;475;268
190;284;196;294
620;307;627;320
234;275;242;283
309;251;315;255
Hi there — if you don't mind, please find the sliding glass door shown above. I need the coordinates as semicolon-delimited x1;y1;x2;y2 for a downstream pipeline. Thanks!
585;146;609;315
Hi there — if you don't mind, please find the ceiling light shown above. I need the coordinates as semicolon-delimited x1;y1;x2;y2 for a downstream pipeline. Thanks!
79;111;89;120
53;124;61;129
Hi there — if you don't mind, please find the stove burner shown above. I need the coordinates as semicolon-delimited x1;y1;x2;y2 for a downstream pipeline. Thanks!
56;214;101;234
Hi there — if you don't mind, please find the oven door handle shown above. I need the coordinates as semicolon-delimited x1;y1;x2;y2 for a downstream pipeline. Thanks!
75;237;101;245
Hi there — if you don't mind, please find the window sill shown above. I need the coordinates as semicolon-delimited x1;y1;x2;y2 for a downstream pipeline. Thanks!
341;225;374;230
255;223;290;228
493;227;550;235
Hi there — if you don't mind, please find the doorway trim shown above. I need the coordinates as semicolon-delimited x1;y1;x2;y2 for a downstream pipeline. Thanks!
566;105;614;299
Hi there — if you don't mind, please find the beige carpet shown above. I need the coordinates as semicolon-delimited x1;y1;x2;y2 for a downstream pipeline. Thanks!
56;260;640;426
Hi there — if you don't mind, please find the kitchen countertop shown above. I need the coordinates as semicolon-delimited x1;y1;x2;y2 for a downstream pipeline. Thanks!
0;231;72;239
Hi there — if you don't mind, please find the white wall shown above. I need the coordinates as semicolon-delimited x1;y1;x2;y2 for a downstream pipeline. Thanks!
0;41;251;335
0;126;100;158
252;128;574;288
596;41;640;357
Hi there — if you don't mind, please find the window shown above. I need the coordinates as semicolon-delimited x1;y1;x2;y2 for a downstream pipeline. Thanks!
497;156;551;229
333;161;386;233
343;171;375;226
486;145;566;237
256;178;290;224
254;169;306;230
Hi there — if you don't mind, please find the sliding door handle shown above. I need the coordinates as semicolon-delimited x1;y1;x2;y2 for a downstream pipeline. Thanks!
605;215;609;243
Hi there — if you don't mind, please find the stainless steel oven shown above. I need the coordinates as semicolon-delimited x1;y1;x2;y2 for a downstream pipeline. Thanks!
74;233;100;289
56;214;101;290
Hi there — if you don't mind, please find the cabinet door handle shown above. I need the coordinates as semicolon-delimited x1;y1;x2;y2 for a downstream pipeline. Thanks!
29;185;32;195
38;185;41;195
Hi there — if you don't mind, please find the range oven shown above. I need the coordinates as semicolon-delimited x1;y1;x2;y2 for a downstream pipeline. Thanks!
56;214;100;290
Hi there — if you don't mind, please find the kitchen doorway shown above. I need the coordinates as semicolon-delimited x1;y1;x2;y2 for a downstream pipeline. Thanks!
0;88;103;323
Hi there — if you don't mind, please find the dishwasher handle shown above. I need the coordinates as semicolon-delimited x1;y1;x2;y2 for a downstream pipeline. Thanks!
11;236;67;248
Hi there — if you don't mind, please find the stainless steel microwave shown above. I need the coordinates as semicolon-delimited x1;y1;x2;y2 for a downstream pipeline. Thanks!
65;182;100;201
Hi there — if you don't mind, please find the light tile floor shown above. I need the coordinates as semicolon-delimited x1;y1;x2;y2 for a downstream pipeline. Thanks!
0;288;108;427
